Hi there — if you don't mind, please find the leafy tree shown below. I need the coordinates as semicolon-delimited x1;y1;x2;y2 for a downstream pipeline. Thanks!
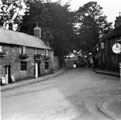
44;2;77;55
75;1;112;52
20;0;77;57
0;0;28;30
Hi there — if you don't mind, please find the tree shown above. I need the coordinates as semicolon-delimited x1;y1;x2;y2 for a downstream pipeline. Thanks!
75;1;112;52
43;2;77;55
20;0;77;57
0;0;28;30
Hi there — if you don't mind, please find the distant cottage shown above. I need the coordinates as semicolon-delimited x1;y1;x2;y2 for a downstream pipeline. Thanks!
0;26;57;84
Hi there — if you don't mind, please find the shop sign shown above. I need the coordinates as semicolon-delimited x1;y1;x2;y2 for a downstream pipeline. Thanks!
112;43;121;54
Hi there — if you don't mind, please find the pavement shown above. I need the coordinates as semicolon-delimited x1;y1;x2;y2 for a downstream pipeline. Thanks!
94;68;121;120
98;96;121;120
1;68;121;120
93;68;120;77
1;68;65;92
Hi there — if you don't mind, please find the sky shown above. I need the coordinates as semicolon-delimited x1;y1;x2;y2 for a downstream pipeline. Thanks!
51;0;121;25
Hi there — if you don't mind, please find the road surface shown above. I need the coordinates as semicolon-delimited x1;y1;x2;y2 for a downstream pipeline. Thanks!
1;68;121;120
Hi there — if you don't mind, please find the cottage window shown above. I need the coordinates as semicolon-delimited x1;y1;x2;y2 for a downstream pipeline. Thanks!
45;62;49;69
20;61;27;71
0;46;3;52
19;47;22;54
40;50;45;56
19;46;26;54
45;50;48;56
101;42;104;49
22;46;26;54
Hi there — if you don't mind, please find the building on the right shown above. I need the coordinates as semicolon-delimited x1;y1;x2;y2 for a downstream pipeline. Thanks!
114;12;121;28
97;13;121;72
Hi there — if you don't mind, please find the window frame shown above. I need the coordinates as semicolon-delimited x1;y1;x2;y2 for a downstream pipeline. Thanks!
19;46;26;54
20;61;27;71
0;45;3;52
45;50;49;56
45;62;49;70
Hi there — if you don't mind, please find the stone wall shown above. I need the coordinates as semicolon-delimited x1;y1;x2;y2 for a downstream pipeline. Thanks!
53;56;60;72
0;44;54;82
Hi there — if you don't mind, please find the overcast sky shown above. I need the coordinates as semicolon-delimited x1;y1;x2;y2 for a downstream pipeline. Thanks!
52;0;121;25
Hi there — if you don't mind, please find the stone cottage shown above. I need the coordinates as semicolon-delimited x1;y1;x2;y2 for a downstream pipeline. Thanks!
0;27;54;84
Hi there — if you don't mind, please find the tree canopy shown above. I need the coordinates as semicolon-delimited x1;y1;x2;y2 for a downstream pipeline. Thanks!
20;0;76;56
0;0;113;57
75;1;112;52
0;0;28;30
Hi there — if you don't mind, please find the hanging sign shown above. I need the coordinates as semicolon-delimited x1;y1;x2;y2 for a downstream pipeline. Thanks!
112;43;121;54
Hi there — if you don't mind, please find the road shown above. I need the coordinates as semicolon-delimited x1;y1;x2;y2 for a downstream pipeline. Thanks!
1;68;121;120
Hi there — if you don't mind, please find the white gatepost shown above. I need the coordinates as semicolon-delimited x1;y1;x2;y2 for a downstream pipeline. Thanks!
35;63;38;78
2;77;6;85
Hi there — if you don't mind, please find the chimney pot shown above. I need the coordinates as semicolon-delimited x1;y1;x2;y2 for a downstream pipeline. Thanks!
34;22;41;38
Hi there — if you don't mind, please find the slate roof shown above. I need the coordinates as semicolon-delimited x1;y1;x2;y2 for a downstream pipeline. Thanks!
101;25;121;41
0;28;51;50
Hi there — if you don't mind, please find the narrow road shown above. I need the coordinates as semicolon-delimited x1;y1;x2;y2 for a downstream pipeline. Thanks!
1;68;121;120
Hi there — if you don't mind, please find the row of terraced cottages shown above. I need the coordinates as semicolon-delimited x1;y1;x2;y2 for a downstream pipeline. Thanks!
0;27;59;84
96;25;121;72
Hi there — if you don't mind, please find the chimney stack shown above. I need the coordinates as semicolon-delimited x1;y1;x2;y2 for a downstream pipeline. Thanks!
114;12;121;28
34;22;41;38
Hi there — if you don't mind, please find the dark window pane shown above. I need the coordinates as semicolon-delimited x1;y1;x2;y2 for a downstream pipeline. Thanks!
45;62;49;69
20;61;27;71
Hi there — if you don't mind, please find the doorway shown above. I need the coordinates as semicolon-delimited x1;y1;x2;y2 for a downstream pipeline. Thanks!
35;62;41;78
5;65;12;84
